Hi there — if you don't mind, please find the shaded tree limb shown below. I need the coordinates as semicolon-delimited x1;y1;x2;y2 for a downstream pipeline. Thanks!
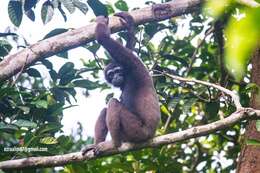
0;107;259;169
0;0;203;81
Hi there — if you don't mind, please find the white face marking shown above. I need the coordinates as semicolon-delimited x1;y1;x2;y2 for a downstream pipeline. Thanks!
107;67;122;76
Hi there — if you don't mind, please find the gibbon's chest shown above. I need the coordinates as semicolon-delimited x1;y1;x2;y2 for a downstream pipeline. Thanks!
120;83;154;113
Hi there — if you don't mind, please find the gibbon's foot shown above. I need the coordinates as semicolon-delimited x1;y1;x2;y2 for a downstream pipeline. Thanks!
82;141;117;156
114;12;136;50
96;15;109;25
81;144;96;155
114;12;134;33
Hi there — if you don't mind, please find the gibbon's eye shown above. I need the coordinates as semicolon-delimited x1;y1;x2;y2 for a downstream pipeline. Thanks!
107;71;114;79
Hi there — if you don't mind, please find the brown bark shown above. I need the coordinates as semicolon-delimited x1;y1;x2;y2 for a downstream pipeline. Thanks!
236;48;260;173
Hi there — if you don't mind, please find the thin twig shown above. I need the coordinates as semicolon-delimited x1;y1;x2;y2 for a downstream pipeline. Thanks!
154;70;242;109
185;26;214;76
93;54;104;70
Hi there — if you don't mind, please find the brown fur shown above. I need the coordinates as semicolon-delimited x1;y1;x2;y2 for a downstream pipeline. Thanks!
82;14;160;155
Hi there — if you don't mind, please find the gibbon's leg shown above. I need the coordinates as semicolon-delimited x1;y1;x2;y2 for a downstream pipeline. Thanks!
106;98;123;147
81;108;107;155
106;98;151;144
94;108;108;144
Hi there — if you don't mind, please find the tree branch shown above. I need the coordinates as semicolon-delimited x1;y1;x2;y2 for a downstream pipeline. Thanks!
154;71;242;109
0;107;259;169
0;71;259;169
0;0;203;81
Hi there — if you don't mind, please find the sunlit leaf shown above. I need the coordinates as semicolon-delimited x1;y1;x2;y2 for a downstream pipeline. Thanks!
40;136;58;144
225;8;260;80
106;4;115;15
34;100;48;109
246;139;260;146
203;0;232;18
161;105;171;116
115;0;128;11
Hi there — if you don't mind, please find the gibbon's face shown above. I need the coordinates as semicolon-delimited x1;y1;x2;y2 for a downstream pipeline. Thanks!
106;65;125;87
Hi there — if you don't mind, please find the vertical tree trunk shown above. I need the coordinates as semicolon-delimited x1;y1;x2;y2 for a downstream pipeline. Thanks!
236;48;260;173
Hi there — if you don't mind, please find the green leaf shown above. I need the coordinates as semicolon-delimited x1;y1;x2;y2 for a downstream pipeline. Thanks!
60;0;75;14
34;100;48;109
24;0;38;11
183;98;197;113
0;122;19;131
205;101;220;117
145;22;167;38
57;50;68;59
40;136;58;144
169;97;181;109
41;1;54;24
115;0;128;11
25;9;35;21
225;9;260;80
0;40;12;57
162;54;189;67
256;120;260;132
8;0;23;27
43;28;68;39
105;4;115;15
13;119;37;128
73;79;98;89
161;105;171;116
58;2;67;22
41;59;53;69
87;0;108;17
18;106;30;114
245;83;259;93
49;69;58;81
246;139;260;146
26;68;41;77
83;43;100;54
203;0;232;18
73;0;88;14
58;62;74;77
36;123;62;135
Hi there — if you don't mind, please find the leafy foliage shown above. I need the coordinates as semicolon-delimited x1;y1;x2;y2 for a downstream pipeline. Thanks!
0;0;258;173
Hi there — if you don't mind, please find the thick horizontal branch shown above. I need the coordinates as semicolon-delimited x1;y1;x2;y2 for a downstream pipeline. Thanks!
0;107;259;169
0;0;202;81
